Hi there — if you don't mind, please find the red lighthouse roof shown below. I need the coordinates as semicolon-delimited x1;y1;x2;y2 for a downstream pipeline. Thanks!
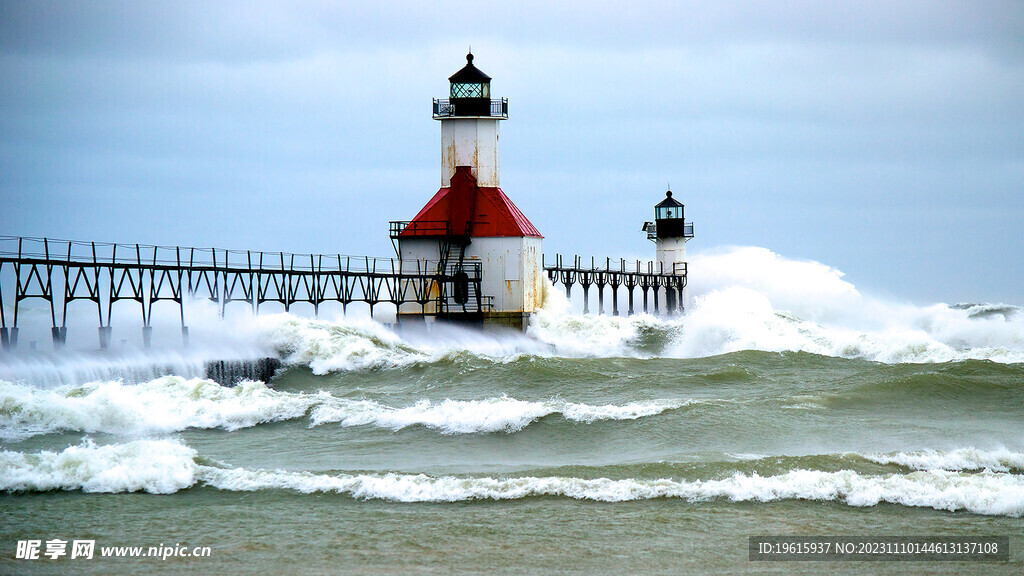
400;166;542;238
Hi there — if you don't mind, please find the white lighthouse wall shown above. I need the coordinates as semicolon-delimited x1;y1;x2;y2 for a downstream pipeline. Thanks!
464;236;543;313
656;237;689;313
440;118;500;187
396;236;543;317
397;238;442;315
398;238;442;269
656;237;688;274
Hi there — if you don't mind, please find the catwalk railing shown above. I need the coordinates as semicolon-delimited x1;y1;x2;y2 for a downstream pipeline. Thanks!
542;254;688;316
431;98;508;119
0;236;485;351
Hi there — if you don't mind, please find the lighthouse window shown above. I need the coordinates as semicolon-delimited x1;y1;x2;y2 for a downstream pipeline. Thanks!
657;206;682;220
451;82;489;98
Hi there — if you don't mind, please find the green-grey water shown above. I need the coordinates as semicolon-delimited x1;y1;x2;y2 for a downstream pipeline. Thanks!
2;303;1024;575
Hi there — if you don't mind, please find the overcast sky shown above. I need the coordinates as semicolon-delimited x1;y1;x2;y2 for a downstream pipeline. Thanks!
2;1;1022;305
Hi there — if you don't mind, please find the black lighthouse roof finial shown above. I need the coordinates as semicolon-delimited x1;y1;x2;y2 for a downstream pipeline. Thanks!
656;189;683;208
449;51;491;84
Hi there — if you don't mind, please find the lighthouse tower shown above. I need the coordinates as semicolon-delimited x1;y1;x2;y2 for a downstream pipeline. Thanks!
642;189;694;313
393;53;544;330
438;52;501;188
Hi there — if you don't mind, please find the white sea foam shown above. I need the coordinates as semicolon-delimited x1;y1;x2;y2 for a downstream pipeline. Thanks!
864;448;1024;472
3;440;1021;516
0;377;683;439
252;312;560;372
254;313;430;373
0;439;197;494
0;376;328;440
190;467;1024;516
308;396;687;434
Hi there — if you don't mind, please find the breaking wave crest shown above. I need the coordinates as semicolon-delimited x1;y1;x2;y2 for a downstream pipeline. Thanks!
2;440;1022;517
0;377;325;440
864;448;1024;473
0;439;198;494
0;377;683;440
308;396;687;433
256;314;431;373
203;468;1024;517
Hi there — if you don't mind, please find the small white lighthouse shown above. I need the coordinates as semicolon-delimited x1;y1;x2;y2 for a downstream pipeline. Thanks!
393;53;544;330
643;189;694;313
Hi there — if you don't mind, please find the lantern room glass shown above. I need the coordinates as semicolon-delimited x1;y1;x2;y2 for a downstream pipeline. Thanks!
451;82;490;99
656;205;681;220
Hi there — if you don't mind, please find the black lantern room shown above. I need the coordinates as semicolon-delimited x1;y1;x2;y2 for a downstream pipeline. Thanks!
450;53;490;97
447;52;494;117
651;190;694;239
433;52;508;119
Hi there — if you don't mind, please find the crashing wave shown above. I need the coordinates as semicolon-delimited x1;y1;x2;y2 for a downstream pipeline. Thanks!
3;440;1022;517
0;377;685;440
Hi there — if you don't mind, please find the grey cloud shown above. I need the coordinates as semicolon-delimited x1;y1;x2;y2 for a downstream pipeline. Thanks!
1;1;1022;304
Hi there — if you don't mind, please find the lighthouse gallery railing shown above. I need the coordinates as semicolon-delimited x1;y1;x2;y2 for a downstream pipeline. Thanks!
432;98;508;119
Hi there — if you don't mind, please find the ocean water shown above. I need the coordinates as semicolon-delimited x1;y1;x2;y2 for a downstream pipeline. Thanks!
1;247;1022;575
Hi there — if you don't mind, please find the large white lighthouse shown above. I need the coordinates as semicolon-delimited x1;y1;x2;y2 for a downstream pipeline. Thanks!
643;189;694;313
393;53;544;330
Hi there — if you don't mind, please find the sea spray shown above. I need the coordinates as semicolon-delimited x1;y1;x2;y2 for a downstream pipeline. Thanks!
687;246;866;326
238;247;1024;366
677;247;1024;362
4;247;1023;391
9;245;1017;384
0;349;209;389
527;279;682;357
247;271;1024;364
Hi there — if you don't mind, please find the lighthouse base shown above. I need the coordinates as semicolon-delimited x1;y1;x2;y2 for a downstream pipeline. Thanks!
481;311;532;331
397;311;531;332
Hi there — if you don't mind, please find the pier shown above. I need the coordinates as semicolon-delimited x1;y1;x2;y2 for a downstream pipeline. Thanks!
543;254;687;316
0;235;486;351
1;235;688;352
